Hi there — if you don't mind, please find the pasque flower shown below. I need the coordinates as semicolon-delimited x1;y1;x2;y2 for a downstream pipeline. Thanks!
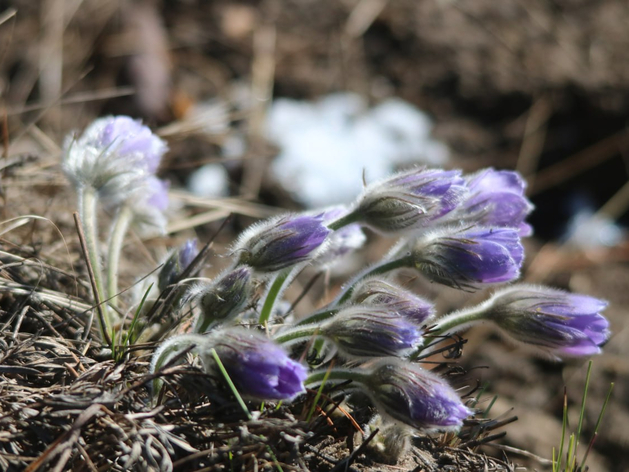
350;277;435;325
321;306;423;358
158;239;199;291
362;358;472;431
408;227;524;291
200;329;307;400
347;168;467;235
234;213;331;273
482;285;610;358
192;266;255;332
456;169;534;236
63;115;168;207
128;175;170;234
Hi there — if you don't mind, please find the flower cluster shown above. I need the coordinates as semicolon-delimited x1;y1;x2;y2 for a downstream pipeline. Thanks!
63;118;610;454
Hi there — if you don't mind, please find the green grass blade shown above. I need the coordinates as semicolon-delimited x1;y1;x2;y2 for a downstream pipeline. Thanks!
575;360;593;456
210;348;252;420
580;381;614;470
306;364;333;422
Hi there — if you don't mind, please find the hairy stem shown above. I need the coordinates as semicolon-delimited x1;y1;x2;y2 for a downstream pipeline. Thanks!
107;203;133;308
78;186;116;338
333;254;413;305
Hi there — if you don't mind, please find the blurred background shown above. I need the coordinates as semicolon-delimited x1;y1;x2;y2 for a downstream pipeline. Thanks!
1;0;629;469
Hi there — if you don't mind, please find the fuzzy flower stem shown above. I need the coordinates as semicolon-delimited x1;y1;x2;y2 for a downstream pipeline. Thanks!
259;269;291;325
410;306;485;359
429;306;486;338
78;186;116;337
150;333;206;399
106;203;134;307
326;211;360;231
274;324;320;344
334;255;414;305
295;309;337;326
305;368;368;387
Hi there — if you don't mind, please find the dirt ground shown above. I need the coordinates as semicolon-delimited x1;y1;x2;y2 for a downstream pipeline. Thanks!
1;0;629;470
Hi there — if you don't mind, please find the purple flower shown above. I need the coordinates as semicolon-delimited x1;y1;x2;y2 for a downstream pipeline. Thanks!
410;227;523;291
484;285;610;358
178;239;199;269
193;266;255;332
314;206;366;268
158;238;198;291
234;213;331;273
458;169;534;236
202;328;307;400
129;176;170;234
352;168;467;235
350;278;435;324
63;115;168;207
321;306;423;358
363;358;472;431
96;115;166;173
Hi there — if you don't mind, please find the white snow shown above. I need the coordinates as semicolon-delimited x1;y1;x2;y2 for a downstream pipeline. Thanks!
265;93;449;208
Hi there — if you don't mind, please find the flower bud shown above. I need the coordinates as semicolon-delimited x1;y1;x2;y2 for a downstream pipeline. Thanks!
63;115;167;207
458;168;534;236
409;227;523;291
482;285;610;358
351;168;467;235
130;176;170;234
350;277;435;325
321;306;423;358
200;328;307;400
234;213;331;273
362;358;472;431
193;266;255;332
158;239;199;291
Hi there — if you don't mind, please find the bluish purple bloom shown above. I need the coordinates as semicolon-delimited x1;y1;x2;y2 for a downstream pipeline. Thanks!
234;213;331;273
129;175;170;234
410;227;523;291
363;358;472;431
63;115;168;207
158;238;198;291
484;285;610;358
350;277;435;325
193;266;255;332
458;169;534;236
178;239;199;269
202;328;307;400
145;176;170;211
314;206;366;268
97;115;166;173
321;306;423;358
352;168;467;234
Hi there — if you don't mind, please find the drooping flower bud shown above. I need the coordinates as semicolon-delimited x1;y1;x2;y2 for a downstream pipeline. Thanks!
314;206;366;268
63;115;168;207
158;239;199;291
200;328;307;400
350;277;435;325
192;266;255;332
233;213;331;273
350;168;467;235
455;169;534;236
481;285;610;358
129;176;170;235
321;306;423;358
408;227;523;291
361;358;472;431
